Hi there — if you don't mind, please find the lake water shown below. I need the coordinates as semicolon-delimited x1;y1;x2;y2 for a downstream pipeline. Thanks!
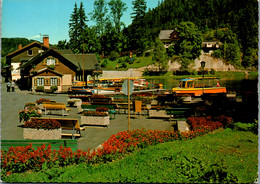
147;75;258;95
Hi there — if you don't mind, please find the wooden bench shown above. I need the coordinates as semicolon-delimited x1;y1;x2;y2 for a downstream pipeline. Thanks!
43;102;70;116
1;139;78;151
166;108;194;121
81;104;118;120
33;117;85;139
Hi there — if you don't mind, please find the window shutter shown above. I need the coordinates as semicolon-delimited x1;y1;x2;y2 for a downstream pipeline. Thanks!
57;78;60;86
34;78;37;86
48;78;51;86
43;59;47;65
44;78;50;86
56;59;59;66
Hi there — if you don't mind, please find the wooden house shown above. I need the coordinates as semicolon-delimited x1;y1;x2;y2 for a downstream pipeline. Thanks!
5;36;98;92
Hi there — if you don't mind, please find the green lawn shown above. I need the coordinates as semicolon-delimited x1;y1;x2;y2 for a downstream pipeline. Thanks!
3;128;258;183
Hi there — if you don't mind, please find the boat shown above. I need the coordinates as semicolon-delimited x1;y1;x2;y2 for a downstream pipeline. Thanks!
172;77;227;96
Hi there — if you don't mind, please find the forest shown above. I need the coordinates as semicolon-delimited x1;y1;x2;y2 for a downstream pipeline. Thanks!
2;0;258;69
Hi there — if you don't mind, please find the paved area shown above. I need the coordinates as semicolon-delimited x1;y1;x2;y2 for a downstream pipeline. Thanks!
1;84;178;151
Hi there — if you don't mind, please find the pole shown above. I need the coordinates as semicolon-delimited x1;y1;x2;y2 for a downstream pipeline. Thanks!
82;40;85;88
128;78;130;131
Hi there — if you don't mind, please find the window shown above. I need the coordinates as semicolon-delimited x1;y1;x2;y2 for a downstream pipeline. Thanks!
28;50;33;56
50;78;57;86
47;58;55;65
37;78;44;86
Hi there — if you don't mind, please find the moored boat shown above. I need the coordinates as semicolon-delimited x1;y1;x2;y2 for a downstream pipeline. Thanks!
172;77;227;96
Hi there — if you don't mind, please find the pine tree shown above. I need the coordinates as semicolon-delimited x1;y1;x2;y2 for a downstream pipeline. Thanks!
69;3;80;53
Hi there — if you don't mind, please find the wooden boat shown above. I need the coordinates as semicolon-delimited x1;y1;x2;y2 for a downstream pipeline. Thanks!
172;77;227;96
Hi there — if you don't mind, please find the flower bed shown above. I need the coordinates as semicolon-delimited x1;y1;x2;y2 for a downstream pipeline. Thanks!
36;98;51;104
23;118;62;139
1;115;232;176
81;111;109;126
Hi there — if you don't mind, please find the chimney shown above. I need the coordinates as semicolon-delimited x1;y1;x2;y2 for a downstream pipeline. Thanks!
18;44;22;50
43;35;49;47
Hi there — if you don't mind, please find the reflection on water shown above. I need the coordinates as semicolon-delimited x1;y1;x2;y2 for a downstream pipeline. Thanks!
147;76;258;95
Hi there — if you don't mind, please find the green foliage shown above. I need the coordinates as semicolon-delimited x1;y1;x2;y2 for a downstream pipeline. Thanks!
68;2;88;54
210;68;216;75
1;38;35;57
108;0;127;33
152;39;168;70
173;21;202;70
50;86;58;92
109;51;119;61
35;86;44;91
212;49;222;58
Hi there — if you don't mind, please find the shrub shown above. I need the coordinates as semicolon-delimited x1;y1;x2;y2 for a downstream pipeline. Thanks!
24;118;61;130
109;51;119;61
82;111;109;117
35;86;44;91
210;68;216;75
50;85;58;92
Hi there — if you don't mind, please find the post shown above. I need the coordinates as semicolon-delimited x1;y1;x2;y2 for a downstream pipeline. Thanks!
201;61;206;96
128;78;130;131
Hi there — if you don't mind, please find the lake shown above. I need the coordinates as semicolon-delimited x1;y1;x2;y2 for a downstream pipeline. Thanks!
147;74;258;96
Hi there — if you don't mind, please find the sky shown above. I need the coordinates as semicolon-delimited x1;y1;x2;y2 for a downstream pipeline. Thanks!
1;0;158;44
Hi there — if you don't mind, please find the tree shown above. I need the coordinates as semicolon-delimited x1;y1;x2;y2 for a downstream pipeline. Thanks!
57;40;69;49
129;0;148;54
68;2;88;53
90;0;109;36
175;21;202;70
69;3;80;53
108;0;127;33
152;39;168;70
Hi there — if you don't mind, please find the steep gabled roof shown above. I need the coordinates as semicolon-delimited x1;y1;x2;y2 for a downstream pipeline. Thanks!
20;49;78;71
159;30;175;40
63;54;98;71
6;41;49;58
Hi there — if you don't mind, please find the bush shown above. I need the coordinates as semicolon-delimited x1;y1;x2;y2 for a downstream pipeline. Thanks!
35;86;44;91
50;85;58;92
210;68;216;75
109;51;119;61
101;59;108;68
24;118;61;130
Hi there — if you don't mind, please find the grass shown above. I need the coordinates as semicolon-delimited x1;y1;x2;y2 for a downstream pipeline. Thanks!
101;55;155;70
3;128;258;183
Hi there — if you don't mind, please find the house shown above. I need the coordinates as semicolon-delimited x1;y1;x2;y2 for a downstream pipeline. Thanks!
6;36;99;92
202;41;222;53
5;36;50;81
159;30;179;48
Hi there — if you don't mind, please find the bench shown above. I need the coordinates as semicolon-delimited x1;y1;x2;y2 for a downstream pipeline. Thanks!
81;104;118;120
43;102;70;116
1;139;78;151
166;108;194;121
33;117;85;139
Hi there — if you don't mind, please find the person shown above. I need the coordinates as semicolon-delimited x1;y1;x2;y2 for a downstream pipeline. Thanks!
216;82;220;87
7;81;11;92
11;80;15;92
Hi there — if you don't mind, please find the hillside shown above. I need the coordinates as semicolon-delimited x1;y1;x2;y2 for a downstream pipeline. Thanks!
1;38;36;57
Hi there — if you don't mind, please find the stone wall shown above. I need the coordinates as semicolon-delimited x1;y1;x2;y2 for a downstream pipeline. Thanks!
100;68;143;79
